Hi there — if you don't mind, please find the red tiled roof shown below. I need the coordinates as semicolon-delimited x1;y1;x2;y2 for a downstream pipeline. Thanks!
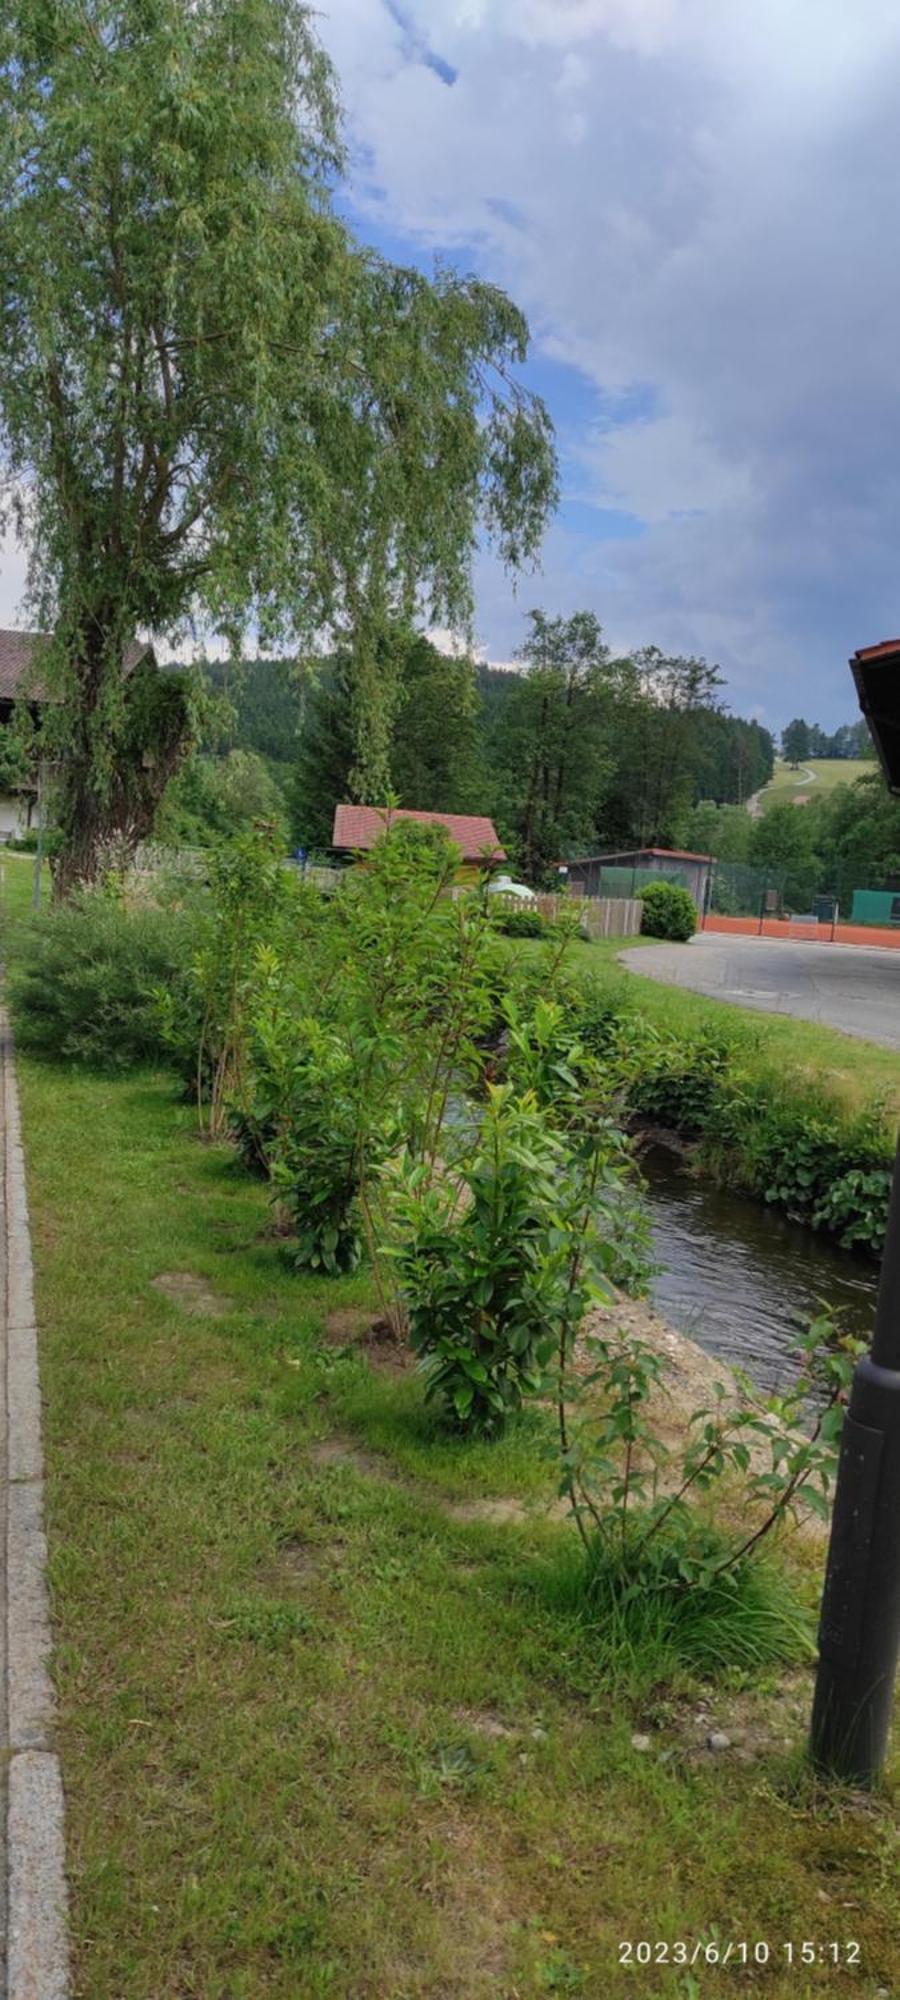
332;803;506;863
0;629;152;702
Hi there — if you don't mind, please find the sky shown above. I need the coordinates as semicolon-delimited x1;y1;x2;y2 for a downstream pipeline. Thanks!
312;0;900;731
2;2;899;732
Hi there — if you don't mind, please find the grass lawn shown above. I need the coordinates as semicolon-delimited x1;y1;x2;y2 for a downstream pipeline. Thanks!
568;934;900;1118
756;759;873;811
3;854;898;1998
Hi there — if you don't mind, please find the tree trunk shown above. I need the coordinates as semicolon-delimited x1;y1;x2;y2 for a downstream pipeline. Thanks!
51;657;193;900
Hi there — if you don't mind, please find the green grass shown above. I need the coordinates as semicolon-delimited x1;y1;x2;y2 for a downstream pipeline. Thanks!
757;758;873;811
569;935;900;1117
3;854;898;1997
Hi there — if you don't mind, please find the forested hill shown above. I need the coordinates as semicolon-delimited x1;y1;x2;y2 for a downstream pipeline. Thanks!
201;657;299;765
187;623;774;879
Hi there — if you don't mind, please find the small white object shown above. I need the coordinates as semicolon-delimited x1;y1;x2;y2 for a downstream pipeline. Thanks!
486;873;537;903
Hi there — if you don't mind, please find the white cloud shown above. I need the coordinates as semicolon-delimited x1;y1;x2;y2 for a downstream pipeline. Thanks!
319;0;900;721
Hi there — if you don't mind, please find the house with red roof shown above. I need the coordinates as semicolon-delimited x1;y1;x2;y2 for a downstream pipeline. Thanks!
331;803;506;879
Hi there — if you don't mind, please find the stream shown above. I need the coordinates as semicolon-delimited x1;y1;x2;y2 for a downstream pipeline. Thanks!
640;1146;879;1395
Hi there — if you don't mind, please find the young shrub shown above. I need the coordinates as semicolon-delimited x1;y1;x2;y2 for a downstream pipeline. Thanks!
236;824;504;1296
638;879;697;941
629;1024;738;1133
8;891;194;1067
556;1310;864;1676
490;904;545;938
157;824;319;1131
269;1025;369;1275
387;1086;602;1435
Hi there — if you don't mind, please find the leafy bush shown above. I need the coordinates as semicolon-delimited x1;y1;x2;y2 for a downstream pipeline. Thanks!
195;822;506;1290
269;1026;369;1275
555;1311;863;1667
704;1083;892;1254
490;904;545;938
387;1087;606;1434
5;828;63;856
9;891;194;1067
155;825;314;1131
638;879;696;941
629;1025;740;1132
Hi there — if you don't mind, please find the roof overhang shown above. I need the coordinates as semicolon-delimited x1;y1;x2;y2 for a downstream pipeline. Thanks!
851;639;900;795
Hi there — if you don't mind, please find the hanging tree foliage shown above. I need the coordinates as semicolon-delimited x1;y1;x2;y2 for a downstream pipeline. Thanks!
0;0;557;893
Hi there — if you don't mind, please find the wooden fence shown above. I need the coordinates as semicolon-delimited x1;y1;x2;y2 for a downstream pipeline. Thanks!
542;892;642;938
491;890;642;939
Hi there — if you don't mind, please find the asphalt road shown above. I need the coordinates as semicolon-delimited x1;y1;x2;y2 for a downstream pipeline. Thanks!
619;934;900;1049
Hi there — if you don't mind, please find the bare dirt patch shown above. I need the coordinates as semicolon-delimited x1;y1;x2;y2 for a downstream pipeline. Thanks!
455;1708;517;1741
323;1307;413;1375
261;1535;347;1589
635;1668;816;1768
443;1495;535;1527
308;1433;397;1480
151;1271;231;1317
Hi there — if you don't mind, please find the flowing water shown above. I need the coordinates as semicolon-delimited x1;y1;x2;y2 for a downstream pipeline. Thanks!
641;1146;879;1395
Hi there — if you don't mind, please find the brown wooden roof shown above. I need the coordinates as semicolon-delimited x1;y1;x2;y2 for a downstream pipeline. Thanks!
0;630;152;702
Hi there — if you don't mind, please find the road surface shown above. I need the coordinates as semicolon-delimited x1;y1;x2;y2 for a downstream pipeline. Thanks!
619;933;900;1049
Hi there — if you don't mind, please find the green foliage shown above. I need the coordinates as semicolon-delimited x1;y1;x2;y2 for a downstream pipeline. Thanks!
638;880;697;941
268;1024;368;1276
488;611;627;881
628;1023;738;1132
490;904;546;938
749;800;818;910
563;1525;810;1682
0;1;555;887
782;719;811;767
156;748;288;847
288;629;488;851
557;1310;863;1636
684;799;752;863
170;818;504;1288
9;891;194;1068
707;1088;893;1252
200;657;300;763
808;771;900;909
386;1086;606;1435
155;824;302;1130
562;976;894;1256
0;704;38;792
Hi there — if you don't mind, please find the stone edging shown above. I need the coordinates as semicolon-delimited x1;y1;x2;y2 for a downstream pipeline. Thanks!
3;1009;69;1998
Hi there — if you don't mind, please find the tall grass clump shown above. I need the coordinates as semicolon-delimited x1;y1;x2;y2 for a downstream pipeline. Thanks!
545;1523;813;1690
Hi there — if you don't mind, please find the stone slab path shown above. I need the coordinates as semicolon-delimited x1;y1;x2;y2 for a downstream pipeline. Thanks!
1;1007;69;1998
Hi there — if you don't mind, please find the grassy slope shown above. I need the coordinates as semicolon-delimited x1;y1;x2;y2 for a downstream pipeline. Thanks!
5;859;899;1998
757;759;873;811
570;935;900;1119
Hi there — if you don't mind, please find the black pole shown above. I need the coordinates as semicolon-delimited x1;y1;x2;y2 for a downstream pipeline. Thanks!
810;1133;900;1783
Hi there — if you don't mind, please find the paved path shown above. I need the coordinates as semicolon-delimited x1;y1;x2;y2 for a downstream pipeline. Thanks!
620;933;900;1049
1;1009;69;1997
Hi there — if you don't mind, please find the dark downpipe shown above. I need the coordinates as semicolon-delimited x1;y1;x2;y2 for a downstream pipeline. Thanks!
810;1134;900;1783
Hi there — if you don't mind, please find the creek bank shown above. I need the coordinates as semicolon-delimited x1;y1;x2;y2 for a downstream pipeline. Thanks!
632;1135;878;1394
577;973;895;1257
585;1288;828;1539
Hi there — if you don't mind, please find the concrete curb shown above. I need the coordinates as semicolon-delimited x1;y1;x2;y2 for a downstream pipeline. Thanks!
3;1011;70;1998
